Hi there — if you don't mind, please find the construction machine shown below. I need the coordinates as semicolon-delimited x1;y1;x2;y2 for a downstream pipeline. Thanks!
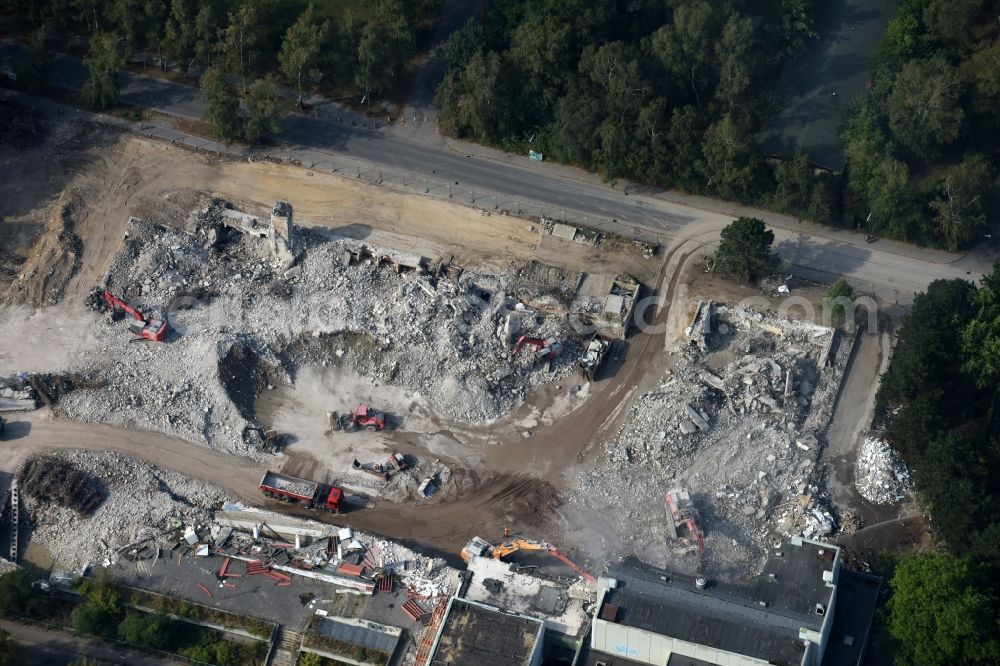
328;404;387;432
354;452;409;480
512;335;563;361
103;290;169;342
460;532;595;582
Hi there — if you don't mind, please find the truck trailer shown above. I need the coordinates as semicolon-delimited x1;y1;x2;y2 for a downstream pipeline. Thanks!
258;471;343;512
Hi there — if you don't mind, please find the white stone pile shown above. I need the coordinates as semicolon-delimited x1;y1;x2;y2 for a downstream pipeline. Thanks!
856;437;911;505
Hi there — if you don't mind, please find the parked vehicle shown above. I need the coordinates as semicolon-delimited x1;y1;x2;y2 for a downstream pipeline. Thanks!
258;470;343;512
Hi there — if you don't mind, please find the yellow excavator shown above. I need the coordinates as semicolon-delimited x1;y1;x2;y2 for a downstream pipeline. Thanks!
460;530;595;582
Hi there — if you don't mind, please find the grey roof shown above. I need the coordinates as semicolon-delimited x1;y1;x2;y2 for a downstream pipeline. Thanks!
757;0;897;171
601;542;838;665
314;616;399;654
821;569;882;666
429;598;542;666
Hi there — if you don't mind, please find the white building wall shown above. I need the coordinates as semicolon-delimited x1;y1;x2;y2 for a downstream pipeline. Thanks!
592;619;774;666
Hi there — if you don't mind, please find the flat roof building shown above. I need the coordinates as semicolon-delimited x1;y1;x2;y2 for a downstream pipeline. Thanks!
582;537;878;666
427;597;545;666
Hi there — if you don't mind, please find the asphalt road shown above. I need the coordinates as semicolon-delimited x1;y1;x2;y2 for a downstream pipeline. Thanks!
3;42;997;303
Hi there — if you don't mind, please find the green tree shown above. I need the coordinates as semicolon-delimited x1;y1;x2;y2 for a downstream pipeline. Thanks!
714;15;755;110
279;4;329;107
823;279;855;328
665;105;706;191
193;1;222;69
354;0;415;105
82;32;124;110
962;40;1000;127
930;154;994;251
701;113;762;201
713;216;779;284
887;57;964;158
243;75;281;143
118;610;174;649
298;652;322;666
650;0;717;106
0;569;35;617
866;156;926;242
201;65;242;144
962;265;1000;389
876;277;978;458
435;51;514;143
164;0;196;75
770;151;835;223
441;18;487;71
221;0;261;94
888;551;1000;665
923;0;983;52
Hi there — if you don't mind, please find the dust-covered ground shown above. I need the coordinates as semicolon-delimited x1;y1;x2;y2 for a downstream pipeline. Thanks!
564;303;852;580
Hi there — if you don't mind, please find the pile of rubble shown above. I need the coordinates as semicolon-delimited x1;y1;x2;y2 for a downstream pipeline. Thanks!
60;202;583;452
855;437;912;505
18;450;230;571
566;305;848;578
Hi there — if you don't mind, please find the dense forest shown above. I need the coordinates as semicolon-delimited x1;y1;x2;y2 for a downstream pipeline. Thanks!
2;0;440;131
434;0;841;222
876;267;1000;664
842;0;1000;250
435;0;999;249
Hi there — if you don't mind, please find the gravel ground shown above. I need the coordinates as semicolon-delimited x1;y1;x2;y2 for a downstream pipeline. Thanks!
57;204;581;454
565;306;849;580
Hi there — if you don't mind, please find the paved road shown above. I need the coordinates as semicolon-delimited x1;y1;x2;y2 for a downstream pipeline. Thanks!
2;42;997;303
0;618;183;665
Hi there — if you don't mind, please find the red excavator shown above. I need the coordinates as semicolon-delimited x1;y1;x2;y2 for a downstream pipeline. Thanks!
103;291;169;342
512;335;563;361
329;404;387;432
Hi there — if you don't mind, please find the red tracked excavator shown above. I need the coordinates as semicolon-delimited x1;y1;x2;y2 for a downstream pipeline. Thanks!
103;291;169;342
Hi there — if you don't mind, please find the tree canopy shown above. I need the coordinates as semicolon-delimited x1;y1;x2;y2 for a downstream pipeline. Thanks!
841;0;998;248
713;217;779;284
888;551;1000;666
878;265;1000;662
435;0;818;205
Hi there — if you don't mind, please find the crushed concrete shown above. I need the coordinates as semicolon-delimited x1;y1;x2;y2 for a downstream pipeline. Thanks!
18;450;231;571
566;305;849;580
856;437;911;505
58;203;583;453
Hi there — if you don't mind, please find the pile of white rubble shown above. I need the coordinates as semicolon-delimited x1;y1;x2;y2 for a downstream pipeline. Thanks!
855;437;911;505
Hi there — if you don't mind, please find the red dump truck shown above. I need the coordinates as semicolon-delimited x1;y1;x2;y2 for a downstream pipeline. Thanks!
259;471;343;512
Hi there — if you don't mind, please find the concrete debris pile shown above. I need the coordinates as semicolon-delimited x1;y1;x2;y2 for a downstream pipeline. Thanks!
464;556;593;636
353;529;459;598
567;305;849;578
60;203;583;452
18;450;230;570
856;437;912;505
0;373;38;411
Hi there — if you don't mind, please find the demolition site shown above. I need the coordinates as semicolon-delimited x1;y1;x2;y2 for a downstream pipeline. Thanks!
0;98;910;666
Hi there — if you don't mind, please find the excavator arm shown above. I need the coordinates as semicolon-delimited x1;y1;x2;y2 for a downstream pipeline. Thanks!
491;538;549;559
